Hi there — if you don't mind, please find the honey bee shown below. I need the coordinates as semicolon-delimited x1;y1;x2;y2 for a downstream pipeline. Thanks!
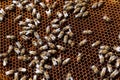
18;67;26;72
19;21;27;26
40;53;48;60
51;24;60;28
52;28;61;34
21;35;30;41
46;26;50;34
77;52;82;62
56;55;62;65
37;39;43;46
57;11;63;18
14;15;22;22
3;58;8;66
5;4;15;11
14;72;19;80
25;30;34;35
34;0;40;4
25;18;33;23
25;4;33;12
32;40;38;47
39;2;46;9
115;58;120;68
99;50;108;54
65;6;74;12
48;42;55;49
51;19;59;24
75;12;83;18
63;11;68;18
68;40;75;47
91;65;99;74
29;59;37;67
36;12;41;20
52;1;57;9
45;9;52;18
84;0;90;3
14;47;21;55
34;18;40;26
7;45;13;54
29;51;37;55
79;39;87;46
63;2;73;9
100;45;110;50
57;45;65;51
6;35;16;40
0;14;4;22
98;54;104;64
34;32;40;39
44;36;51;42
59;18;67;25
74;2;86;8
107;64;113;73
80;6;86;13
44;71;50;80
82;30;92;35
58;31;64;39
110;69;119;78
0;53;8;58
20;75;27;80
48;50;57;54
66;72;73;80
108;55;117;63
19;31;27;35
16;3;24;10
63;35;68;44
35;66;44;74
100;67;106;77
92;2;98;9
105;52;113;58
82;11;89;17
103;15;111;22
62;58;71;66
33;75;37;80
63;25;71;31
22;27;31;30
21;0;29;6
18;55;30;61
16;41;22;49
52;57;57;66
66;29;74;37
0;8;6;16
39;45;48;51
32;8;37;17
49;34;56;41
73;7;81;14
113;46;120;52
44;64;52;69
98;0;104;8
5;70;14;75
92;41;101;47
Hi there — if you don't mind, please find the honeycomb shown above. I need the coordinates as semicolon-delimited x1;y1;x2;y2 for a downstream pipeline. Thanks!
0;0;120;80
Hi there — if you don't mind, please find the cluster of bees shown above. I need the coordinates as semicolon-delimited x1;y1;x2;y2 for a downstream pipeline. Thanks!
0;0;114;80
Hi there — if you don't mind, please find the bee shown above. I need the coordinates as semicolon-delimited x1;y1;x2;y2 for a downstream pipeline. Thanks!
5;70;14;75
34;32;40;39
27;23;35;29
107;64;113;73
21;35;30;41
29;51;37;55
45;9;52;18
25;18;33;23
62;58;71;66
25;4;33;12
100;45;110;50
56;55;62;65
100;67;106;77
66;72;73;80
32;8;37;17
82;11;89;17
84;0;90;3
79;39;87;46
113;46;120;52
40;59;46;66
49;34;56;41
52;28;61;34
25;30;34;35
19;31;27;35
3;58;8;66
77;52;82;62
73;7;81;14
63;11;68;18
14;47;20;55
33;75;37;80
80;6;86;13
110;69;119;78
99;50;108;54
115;58;120;68
0;53;8;58
18;55;30;61
0;8;6;16
44;64;52;69
14;15;22;22
19;21;27;26
48;42;55;49
103;15;111;22
22;27;31;30
34;18;40;26
39;45;48;51
108;55;117;63
92;41;101;47
51;24;60;28
98;0;104;8
91;65;99;74
68;40;75;47
34;0;40;4
92;2;98;9
63;35;68;44
82;30;92;35
44;71;50;80
5;4;15;11
32;40;38;47
40;53;48;60
16;3;24;10
44;36;51;42
59;18;67;25
105;52;113;58
35;66;44;74
66;29;74;37
57;45;65;51
39;2;46;9
52;57;58;66
20;75;27;80
48;50;57;54
6;35;16;40
46;26;50;34
37;39;43;46
51;19;59;24
21;0;29;5
58;31;64;39
18;67;26;72
57;11;63;18
7;45;13;54
0;14;4;22
52;1;57;9
16;41;22;49
65;6;74;12
14;72;19;80
29;59;38;67
75;12;83;18
98;54;104;64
